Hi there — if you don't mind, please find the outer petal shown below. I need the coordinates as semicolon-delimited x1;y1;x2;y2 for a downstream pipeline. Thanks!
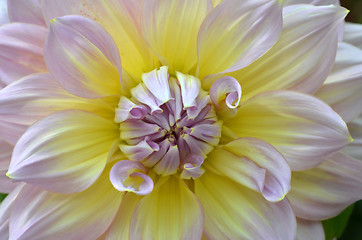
315;42;362;122
142;0;212;74
0;73;114;145
205;137;291;202
0;139;17;193
342;115;362;160
296;218;325;240
224;90;351;170
9;170;123;240
0;23;47;86
130;176;204;240
42;0;157;91
0;0;9;25
7;110;118;194
284;0;340;6
105;193;142;240
287;152;362;220
7;0;46;26
343;22;362;49
229;4;347;99
198;0;283;79
195;171;296;240
0;184;23;240
45;15;122;98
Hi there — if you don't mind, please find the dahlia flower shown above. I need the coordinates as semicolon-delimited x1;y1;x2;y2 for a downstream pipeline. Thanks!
0;0;362;239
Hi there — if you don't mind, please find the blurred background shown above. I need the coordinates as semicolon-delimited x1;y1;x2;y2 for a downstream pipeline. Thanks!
333;1;362;239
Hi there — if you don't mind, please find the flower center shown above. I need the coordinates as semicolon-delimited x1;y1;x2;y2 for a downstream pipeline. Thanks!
115;66;222;179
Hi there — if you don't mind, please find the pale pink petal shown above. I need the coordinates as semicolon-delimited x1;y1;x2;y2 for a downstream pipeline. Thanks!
229;4;347;99
0;139;18;193
110;160;153;195
142;66;172;105
45;15;122;98
315;42;362;122
224;90;351;170
0;0;9;25
131;84;162;114
0;184;24;240
284;0;340;6
342;115;362;160
344;22;362;49
130;176;204;240
105;193;142;240
120;121;161;141
120;137;159;162
180;155;205;180
198;0;283;79
42;0;156;90
296;218;325;240
142;0;212;74
7;0;45;26
288;152;362;220
153;145;180;176
9;171;122;240
0;23;47;86
195;171;296;240
115;97;148;122
0;73;114;145
205;138;291;202
176;72;201;110
7;110;118;194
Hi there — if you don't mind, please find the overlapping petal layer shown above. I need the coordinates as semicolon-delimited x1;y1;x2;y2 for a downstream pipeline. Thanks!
0;23;47;86
0;73;114;145
142;0;212;74
195;171;296;240
198;0;283;79
229;4;346;99
9;170;122;240
288;152;362;220
7;0;46;26
42;0;157;88
130;177;204;240
315;42;362;122
7;110;118;193
205;137;290;202
45;15;122;98
224;90;350;170
344;22;362;49
342;115;362;160
296;218;324;240
0;139;16;193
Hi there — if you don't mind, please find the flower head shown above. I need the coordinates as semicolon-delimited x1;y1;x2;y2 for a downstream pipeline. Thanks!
0;0;362;239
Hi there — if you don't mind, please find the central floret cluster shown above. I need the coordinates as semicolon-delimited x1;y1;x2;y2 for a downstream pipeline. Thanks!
110;67;222;195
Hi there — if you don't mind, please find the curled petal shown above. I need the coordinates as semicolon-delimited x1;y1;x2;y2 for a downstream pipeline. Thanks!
7;0;46;26
120;121;161;141
315;42;362;122
176;72;201;110
7;110;118;194
45;15;122;98
110;160;153;195
189;121;222;146
205;137;291;202
120;137;159;161
180;155;205;180
210;76;242;109
142;66;172;105
130;176;204;240
115;97;148;123
288;152;362;220
198;0;283;78
225;90;351;170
